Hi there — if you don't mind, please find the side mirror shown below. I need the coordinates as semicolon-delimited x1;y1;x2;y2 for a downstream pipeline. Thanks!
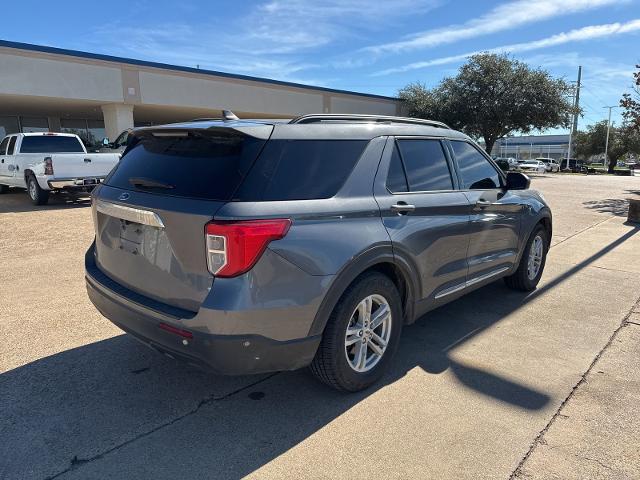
102;137;110;146
505;172;530;190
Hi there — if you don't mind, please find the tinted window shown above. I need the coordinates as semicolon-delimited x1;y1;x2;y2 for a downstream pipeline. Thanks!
386;145;408;193
451;141;501;189
237;140;367;201
19;136;85;153
0;137;8;155
7;137;17;155
397;139;453;191
105;131;266;201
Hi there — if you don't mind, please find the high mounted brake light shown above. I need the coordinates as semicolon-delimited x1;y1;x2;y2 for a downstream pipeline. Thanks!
205;219;291;277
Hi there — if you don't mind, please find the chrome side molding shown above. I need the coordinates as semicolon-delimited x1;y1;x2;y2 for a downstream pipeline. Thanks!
434;266;510;299
95;199;165;228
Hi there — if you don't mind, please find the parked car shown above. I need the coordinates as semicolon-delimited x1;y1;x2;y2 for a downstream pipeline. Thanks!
85;113;552;392
0;132;121;205
536;158;560;173
560;158;587;173
519;160;547;173
99;129;133;154
494;157;519;170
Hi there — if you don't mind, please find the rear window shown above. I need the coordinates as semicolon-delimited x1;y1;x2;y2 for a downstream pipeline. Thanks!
236;140;367;201
19;136;85;153
105;131;266;200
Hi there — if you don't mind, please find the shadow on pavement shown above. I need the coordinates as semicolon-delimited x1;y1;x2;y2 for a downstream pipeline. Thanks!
583;198;630;217
2;225;638;479
0;188;91;213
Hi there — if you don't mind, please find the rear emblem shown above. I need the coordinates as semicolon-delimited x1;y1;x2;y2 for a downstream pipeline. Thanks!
119;193;130;201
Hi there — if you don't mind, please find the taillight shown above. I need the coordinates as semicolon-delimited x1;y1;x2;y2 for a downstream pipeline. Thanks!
44;157;54;175
205;219;291;277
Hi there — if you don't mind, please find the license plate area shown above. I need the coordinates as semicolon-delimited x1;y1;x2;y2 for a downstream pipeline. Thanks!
119;219;144;255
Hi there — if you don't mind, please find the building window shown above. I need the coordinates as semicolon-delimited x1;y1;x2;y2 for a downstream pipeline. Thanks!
0;116;20;138
21;117;49;133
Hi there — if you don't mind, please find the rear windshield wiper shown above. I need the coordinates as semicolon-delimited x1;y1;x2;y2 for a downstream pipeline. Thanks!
128;177;175;189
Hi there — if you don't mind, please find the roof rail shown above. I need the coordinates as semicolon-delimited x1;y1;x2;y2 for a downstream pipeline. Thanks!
289;114;450;129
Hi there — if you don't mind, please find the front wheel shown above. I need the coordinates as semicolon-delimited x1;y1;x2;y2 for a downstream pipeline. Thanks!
27;175;50;205
504;224;548;291
310;272;403;392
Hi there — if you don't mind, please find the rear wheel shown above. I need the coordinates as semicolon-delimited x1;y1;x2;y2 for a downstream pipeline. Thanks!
0;184;9;194
27;175;49;205
504;224;548;291
310;272;403;392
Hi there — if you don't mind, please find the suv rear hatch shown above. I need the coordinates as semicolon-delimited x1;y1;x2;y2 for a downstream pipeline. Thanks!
92;123;272;312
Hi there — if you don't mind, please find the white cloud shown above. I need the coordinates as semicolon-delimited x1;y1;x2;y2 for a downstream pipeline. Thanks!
87;0;440;83
365;0;627;54
374;19;640;75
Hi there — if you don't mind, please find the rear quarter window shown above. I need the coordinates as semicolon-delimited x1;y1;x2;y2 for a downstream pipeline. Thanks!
236;140;368;201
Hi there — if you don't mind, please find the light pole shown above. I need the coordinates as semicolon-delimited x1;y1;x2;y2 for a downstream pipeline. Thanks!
604;106;617;172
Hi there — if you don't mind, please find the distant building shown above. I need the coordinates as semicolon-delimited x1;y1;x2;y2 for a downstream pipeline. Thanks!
493;134;570;160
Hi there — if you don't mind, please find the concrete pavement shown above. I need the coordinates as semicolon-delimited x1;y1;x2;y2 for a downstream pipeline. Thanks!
1;174;639;479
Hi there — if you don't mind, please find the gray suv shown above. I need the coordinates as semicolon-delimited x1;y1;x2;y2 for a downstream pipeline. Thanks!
85;114;551;391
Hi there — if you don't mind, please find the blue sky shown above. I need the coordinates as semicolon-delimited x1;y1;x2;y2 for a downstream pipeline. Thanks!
3;0;640;131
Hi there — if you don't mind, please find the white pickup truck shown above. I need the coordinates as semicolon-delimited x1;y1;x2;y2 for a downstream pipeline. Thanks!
0;132;120;205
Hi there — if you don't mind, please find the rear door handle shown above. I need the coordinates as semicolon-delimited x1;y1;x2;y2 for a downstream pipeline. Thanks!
84;158;92;163
390;202;416;214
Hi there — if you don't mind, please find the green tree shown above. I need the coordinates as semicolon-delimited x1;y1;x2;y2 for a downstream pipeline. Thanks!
399;53;577;154
620;64;640;130
573;121;640;172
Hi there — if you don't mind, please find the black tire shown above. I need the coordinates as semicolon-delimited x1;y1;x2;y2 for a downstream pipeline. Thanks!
310;272;403;392
0;184;9;194
504;224;548;291
27;174;50;206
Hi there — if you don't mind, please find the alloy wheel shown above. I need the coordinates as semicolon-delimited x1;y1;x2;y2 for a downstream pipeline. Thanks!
344;294;392;373
527;235;544;280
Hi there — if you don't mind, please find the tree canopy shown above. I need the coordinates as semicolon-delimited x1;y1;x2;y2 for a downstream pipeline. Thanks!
399;53;577;154
620;64;640;130
574;121;640;172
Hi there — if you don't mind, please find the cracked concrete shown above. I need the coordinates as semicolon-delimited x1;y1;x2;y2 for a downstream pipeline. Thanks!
1;174;639;479
514;315;640;480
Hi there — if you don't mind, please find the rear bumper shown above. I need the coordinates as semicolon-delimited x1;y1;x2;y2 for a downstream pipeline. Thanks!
48;177;104;190
85;248;321;375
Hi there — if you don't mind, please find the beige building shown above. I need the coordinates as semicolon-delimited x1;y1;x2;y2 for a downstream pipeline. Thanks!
0;40;400;148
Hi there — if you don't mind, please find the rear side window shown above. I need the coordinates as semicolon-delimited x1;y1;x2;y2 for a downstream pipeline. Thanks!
451;141;501;189
386;145;408;193
19;136;85;153
0;137;8;155
236;140;367;201
7;137;17;155
393;139;453;192
105;131;266;200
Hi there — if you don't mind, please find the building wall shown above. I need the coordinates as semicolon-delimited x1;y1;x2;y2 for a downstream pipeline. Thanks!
0;41;400;146
0;51;123;102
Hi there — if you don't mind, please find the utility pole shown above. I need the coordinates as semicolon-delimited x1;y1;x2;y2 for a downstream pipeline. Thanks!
604;106;617;172
565;66;582;169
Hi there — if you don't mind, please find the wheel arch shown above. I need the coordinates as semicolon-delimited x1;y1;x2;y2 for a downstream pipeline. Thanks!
307;246;418;337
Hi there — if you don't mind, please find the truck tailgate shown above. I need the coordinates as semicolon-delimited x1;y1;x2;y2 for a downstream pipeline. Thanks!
51;153;119;178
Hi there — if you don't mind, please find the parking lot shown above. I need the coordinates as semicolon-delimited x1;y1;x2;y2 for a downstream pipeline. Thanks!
1;173;639;479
